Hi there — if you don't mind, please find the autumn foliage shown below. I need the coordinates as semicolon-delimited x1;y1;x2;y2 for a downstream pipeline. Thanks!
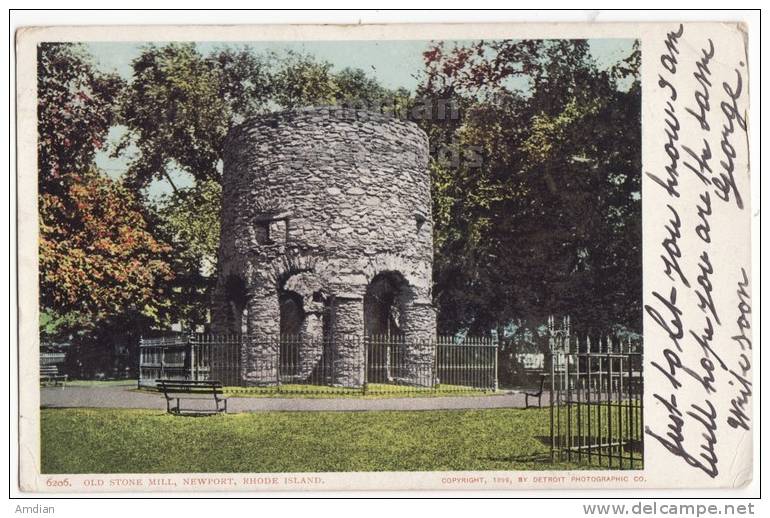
39;171;173;329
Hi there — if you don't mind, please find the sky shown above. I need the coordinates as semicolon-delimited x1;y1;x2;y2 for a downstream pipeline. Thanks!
85;39;636;199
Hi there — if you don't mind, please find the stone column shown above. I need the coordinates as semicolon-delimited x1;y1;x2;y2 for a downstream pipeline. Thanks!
331;294;365;387
299;310;324;380
401;298;437;387
241;285;280;385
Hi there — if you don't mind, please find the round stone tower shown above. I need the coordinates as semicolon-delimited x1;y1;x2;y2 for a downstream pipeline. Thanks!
212;107;436;386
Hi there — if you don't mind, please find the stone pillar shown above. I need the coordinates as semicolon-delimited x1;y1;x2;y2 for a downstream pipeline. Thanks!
241;285;280;385
331;294;365;387
299;310;324;380
401;298;437;387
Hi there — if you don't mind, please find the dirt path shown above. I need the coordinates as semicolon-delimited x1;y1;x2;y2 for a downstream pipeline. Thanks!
41;382;536;412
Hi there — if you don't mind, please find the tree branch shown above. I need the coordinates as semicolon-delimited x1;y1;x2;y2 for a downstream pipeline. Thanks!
162;169;180;195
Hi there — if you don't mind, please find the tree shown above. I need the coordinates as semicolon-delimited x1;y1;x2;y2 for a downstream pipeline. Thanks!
152;180;221;329
37;43;173;337
419;40;641;335
119;45;411;191
37;43;123;194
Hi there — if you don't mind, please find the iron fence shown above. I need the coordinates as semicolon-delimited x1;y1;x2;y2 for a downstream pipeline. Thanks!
549;334;643;469
139;333;498;395
40;352;66;366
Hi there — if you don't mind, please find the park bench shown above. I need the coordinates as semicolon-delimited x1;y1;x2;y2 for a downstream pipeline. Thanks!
40;365;68;386
156;379;228;415
524;373;547;409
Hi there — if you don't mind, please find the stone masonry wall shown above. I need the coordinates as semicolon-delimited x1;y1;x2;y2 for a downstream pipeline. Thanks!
212;107;436;386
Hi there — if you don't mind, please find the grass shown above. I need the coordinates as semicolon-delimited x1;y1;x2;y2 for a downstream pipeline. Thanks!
42;407;594;473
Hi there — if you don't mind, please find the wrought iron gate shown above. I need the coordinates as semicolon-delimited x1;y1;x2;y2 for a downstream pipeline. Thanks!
549;328;643;469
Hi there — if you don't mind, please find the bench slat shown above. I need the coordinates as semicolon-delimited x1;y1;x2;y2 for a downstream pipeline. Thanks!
154;379;228;415
155;380;222;386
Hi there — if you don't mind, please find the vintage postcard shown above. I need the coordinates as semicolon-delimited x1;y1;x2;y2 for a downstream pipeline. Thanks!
14;21;753;493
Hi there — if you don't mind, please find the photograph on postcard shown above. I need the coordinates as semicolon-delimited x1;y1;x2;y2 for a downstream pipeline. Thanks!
15;21;752;492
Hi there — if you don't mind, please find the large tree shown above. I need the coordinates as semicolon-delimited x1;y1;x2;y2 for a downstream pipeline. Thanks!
419;40;641;335
37;43;173;337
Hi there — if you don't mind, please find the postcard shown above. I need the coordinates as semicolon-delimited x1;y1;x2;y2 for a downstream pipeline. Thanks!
14;20;753;492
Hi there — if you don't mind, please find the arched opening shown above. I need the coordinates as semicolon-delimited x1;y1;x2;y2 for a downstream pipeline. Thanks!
364;271;407;337
364;271;409;383
224;274;248;334
279;290;305;336
279;290;304;376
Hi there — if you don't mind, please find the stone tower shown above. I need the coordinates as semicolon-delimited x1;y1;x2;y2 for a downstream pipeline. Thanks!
212;107;436;386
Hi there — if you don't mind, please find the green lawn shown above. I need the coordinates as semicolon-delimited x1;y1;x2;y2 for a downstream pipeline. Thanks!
42;407;586;473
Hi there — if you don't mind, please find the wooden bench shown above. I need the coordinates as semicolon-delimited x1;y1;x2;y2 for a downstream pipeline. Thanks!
524;373;547;408
40;365;68;386
156;380;228;415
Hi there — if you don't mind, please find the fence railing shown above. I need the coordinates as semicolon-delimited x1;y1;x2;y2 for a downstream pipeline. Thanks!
139;333;498;395
549;334;643;469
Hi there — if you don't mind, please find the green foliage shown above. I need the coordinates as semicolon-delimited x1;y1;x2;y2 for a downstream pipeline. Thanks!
270;51;339;108
119;45;411;191
119;44;237;191
39;310;82;339
152;180;222;329
40;40;641;343
420;40;641;334
37;43;124;194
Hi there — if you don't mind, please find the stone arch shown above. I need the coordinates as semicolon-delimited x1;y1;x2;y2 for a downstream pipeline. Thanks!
281;270;325;338
277;271;327;381
278;289;304;376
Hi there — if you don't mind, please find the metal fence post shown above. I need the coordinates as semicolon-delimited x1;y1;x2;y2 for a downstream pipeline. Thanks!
137;336;143;388
276;337;282;393
493;337;499;392
549;350;555;462
159;343;165;381
188;333;196;381
433;337;438;388
362;336;368;395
